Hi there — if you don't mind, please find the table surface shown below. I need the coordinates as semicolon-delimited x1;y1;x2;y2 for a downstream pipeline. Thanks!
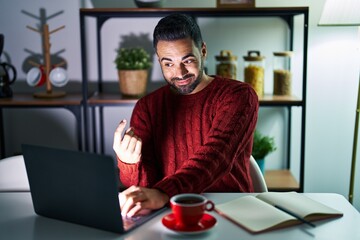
0;192;359;240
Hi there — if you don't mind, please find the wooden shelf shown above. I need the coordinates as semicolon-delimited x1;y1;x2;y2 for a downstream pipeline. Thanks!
259;94;302;106
87;91;303;107
88;93;138;106
80;7;309;18
265;170;300;191
0;93;84;157
0;93;83;106
87;82;166;106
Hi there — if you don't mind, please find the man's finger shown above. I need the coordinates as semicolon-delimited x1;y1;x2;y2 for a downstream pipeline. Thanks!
113;120;127;150
125;127;134;137
121;191;145;217
126;204;143;218
121;195;136;217
122;127;134;150
128;136;139;153
134;137;142;155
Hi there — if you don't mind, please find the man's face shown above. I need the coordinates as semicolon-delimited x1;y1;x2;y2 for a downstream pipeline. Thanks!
156;38;206;95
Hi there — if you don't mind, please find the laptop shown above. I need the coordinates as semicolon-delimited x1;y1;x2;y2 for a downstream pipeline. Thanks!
22;144;165;233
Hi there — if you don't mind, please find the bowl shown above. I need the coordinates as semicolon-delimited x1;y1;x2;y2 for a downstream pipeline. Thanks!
134;0;166;8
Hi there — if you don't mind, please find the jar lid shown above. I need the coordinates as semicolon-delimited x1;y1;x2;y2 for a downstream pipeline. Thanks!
243;51;265;61
273;51;293;57
215;50;238;61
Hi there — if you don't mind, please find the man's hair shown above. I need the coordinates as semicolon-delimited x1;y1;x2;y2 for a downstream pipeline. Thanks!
153;13;203;50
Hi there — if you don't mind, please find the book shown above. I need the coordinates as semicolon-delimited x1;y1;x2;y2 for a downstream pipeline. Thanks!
215;192;343;234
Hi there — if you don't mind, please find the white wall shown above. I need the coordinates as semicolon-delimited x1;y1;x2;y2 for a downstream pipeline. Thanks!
0;0;359;210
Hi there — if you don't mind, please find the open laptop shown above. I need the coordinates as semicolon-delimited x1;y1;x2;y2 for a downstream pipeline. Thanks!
22;144;165;233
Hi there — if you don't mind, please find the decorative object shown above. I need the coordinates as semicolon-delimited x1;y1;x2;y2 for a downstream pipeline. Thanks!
0;34;17;98
26;66;46;87
318;0;360;204
49;67;68;87
252;130;277;174
217;0;255;9
26;24;67;98
114;47;152;97
215;50;238;80
134;0;166;8
243;50;265;97
273;51;293;96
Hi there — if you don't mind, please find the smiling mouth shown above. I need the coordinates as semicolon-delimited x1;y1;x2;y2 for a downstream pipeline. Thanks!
176;79;191;86
173;76;193;86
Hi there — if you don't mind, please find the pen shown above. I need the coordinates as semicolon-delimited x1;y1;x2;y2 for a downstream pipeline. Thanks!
274;205;316;228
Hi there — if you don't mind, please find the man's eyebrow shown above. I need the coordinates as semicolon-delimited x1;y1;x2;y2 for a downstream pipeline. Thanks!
160;57;172;62
160;54;196;62
182;53;195;60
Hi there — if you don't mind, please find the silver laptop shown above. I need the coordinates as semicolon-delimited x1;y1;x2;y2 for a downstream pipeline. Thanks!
22;144;164;233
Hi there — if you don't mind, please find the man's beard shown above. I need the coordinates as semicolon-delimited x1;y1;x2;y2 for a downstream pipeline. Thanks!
166;61;204;95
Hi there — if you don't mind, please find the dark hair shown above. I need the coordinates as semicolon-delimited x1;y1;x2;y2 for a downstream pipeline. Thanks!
153;13;203;50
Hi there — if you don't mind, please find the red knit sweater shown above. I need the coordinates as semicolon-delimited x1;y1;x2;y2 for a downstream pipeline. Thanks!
117;76;259;198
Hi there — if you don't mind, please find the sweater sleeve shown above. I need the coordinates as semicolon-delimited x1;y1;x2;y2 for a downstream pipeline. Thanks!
153;83;259;197
116;98;162;188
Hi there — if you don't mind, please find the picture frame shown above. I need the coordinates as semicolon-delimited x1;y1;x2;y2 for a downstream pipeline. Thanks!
216;0;255;8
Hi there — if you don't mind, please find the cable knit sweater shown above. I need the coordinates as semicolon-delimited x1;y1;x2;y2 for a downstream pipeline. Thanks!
117;76;259;198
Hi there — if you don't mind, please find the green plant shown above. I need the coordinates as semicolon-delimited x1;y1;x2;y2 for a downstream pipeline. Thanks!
114;47;152;70
252;130;277;160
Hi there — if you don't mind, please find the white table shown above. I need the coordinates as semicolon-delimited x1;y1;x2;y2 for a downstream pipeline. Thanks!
0;192;359;240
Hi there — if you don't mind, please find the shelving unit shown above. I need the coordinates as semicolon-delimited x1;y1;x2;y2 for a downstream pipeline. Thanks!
0;93;84;158
79;7;308;192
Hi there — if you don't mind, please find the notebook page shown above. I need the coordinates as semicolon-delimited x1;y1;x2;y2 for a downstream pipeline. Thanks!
216;195;297;233
256;192;342;220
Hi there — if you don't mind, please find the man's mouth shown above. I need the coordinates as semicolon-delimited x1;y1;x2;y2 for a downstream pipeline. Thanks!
176;79;191;86
173;76;193;86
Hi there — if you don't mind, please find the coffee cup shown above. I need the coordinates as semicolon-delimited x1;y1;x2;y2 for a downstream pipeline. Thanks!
26;66;46;87
170;193;214;227
49;67;68;87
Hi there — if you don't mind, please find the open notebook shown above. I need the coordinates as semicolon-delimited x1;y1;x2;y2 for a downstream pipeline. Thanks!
215;192;343;234
22;144;165;233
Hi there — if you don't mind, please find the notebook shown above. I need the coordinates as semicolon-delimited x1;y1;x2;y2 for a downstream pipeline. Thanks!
215;192;343;234
22;144;165;233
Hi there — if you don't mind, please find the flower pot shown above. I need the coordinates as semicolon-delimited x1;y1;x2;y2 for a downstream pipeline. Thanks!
118;70;148;97
255;158;265;175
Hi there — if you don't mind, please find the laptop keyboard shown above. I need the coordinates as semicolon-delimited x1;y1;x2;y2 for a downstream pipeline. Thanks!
122;215;141;230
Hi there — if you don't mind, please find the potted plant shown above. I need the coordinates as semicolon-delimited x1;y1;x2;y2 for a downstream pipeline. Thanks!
114;47;152;97
252;130;277;174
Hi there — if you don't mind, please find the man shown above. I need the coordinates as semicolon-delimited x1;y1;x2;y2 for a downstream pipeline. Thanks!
113;13;258;217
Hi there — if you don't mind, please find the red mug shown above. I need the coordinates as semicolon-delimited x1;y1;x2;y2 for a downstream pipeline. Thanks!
26;66;46;87
170;193;214;227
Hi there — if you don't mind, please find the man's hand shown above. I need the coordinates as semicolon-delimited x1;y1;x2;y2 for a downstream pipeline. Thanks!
119;186;169;217
113;120;142;164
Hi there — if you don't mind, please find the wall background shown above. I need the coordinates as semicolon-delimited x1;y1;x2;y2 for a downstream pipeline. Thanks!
0;0;359;210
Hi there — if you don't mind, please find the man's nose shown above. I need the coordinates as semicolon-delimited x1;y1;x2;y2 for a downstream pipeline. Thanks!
175;63;188;78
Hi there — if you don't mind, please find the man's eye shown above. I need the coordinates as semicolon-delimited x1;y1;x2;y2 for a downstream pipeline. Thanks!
164;63;173;67
184;59;195;64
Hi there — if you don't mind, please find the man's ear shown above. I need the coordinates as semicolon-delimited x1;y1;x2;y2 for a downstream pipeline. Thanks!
201;42;207;58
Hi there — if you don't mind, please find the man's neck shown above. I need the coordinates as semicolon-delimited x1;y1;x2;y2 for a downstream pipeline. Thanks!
191;74;214;94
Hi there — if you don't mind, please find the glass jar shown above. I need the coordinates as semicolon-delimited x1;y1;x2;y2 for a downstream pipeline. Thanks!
273;51;292;96
215;50;238;80
243;51;265;97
